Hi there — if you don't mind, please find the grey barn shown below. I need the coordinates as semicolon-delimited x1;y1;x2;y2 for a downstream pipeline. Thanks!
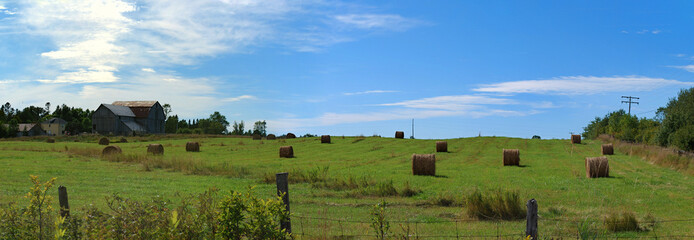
92;101;165;136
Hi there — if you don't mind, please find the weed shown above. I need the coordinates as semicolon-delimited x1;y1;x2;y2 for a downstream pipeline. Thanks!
465;189;526;220
604;211;640;232
370;200;390;240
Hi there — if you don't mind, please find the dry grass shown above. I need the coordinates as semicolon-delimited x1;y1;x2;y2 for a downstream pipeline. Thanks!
585;156;609;178
502;149;520;166
412;154;435;176
466;189;526;220
597;134;693;175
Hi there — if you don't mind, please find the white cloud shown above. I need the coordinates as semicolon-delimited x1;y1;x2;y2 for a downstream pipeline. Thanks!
269;108;533;130
381;95;516;111
473;76;693;95
335;14;420;30
141;68;156;73
671;65;694;73
343;90;398;95
223;95;256;102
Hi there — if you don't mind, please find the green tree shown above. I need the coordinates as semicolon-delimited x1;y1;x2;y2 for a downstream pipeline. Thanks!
231;121;245;135
165;115;179;133
656;88;694;147
252;120;267;136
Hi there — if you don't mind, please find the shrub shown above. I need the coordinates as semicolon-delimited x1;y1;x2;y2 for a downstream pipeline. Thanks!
604;211;640;232
465;189;526;220
370;200;390;240
218;187;290;240
669;125;694;151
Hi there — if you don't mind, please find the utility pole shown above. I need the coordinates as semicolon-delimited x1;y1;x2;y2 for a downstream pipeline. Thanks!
411;119;415;139
621;96;639;115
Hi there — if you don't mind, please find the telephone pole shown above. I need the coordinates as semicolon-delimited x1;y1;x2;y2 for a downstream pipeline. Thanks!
621;96;639;115
411;119;415;139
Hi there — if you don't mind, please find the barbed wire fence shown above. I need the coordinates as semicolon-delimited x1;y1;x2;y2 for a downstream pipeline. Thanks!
286;213;694;239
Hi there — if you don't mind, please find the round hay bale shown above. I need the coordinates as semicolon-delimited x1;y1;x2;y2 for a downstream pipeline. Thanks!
102;146;122;156
412;154;436;176
602;144;614;155
252;134;262;140
98;137;110;145
286;133;296;139
571;134;581;144
267;134;276;140
585;156;609;178
120;138;127;143
279;146;294;158
321;135;331;144
395;131;405;139
186;142;200;152
503;149;520;166
147;144;164;155
436;141;447;152
46;138;55;143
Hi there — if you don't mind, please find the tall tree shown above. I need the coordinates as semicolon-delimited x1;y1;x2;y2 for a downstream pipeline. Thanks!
231;121;245;135
252;120;267;136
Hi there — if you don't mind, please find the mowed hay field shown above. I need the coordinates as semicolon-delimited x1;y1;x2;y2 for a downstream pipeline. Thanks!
1;136;693;238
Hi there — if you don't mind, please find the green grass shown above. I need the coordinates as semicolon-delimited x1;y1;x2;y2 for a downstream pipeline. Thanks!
1;135;693;238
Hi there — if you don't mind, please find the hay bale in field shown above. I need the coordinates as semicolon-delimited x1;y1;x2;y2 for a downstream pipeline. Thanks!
395;131;405;139
46;138;55;143
321;135;331;144
503;149;520;166
602;144;614;155
412;154;436;176
267;134;276;140
571;134;581;144
436;141;447;152
279;146;294;158
102;146;122;156
98;137;110;145
186;142;200;152
286;133;296;139
147;144;164;155
120;138;127;143
585;156;609;178
252;134;262;140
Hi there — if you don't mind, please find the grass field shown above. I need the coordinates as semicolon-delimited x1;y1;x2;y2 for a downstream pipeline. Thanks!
1;135;693;239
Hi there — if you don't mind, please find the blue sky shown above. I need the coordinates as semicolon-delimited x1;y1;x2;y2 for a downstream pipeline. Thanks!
1;0;694;139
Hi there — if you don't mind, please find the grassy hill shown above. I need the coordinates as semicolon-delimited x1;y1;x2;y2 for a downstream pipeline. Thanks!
1;135;693;238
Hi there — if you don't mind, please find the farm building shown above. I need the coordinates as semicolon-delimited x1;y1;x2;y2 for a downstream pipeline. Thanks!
16;123;45;137
41;118;67;136
92;101;165;136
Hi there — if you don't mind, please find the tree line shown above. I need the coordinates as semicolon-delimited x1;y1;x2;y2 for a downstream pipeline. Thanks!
583;87;694;151
0;102;268;137
0;102;93;138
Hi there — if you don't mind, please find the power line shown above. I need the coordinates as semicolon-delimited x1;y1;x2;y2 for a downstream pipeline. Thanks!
621;96;640;115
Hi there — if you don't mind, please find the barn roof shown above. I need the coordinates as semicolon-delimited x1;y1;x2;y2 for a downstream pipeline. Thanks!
42;118;67;125
101;104;136;117
18;123;37;131
122;119;146;132
112;101;158;107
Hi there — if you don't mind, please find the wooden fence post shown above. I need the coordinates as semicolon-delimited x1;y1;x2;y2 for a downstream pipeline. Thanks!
276;172;291;234
526;199;538;239
58;186;70;217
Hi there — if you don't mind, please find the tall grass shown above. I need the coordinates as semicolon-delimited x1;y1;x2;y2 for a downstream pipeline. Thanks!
465;189;526;220
598;134;693;174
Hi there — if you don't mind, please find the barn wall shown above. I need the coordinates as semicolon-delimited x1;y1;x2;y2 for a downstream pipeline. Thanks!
148;103;165;134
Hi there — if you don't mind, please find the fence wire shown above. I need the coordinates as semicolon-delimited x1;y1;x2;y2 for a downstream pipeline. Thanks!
290;214;694;239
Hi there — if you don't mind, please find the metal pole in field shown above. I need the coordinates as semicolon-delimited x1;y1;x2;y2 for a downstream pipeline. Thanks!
526;199;538;239
276;172;291;234
58;186;70;217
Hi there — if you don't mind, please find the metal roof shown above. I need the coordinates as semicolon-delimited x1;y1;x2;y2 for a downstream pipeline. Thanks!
101;104;136;117
18;123;37;131
112;101;158;107
42;118;67;125
122;119;146;132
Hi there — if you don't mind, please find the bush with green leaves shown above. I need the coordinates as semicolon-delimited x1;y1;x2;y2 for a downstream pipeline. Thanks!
370;200;390;240
218;186;290;240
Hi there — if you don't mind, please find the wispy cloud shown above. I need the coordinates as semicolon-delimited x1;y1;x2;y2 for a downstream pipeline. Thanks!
223;95;256;102
343;90;398;95
141;68;156;73
473;76;693;95
381;95;516;111
334;14;421;31
269;108;533;130
671;65;694;73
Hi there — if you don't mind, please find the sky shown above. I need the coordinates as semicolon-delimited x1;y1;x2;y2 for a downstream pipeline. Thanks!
1;0;694;139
